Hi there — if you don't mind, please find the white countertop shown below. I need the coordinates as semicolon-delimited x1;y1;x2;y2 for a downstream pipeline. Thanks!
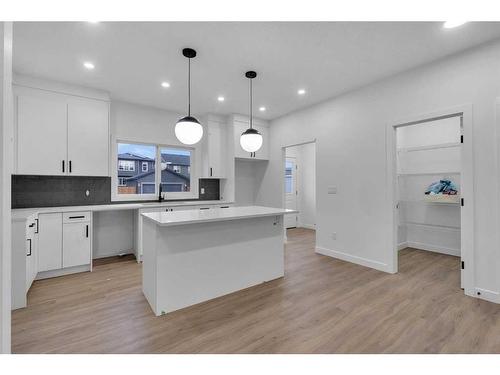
11;200;234;221
141;206;298;227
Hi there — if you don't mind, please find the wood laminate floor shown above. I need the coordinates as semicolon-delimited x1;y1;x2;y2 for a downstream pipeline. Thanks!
12;228;500;353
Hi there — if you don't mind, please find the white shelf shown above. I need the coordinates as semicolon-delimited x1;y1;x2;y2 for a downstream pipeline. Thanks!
398;171;460;177
399;222;460;230
397;142;461;153
399;199;460;206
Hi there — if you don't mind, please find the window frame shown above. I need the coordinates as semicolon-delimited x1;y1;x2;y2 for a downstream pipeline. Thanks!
141;161;148;172
113;139;197;201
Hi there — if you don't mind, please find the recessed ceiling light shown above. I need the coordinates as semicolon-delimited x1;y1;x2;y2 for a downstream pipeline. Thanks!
83;61;95;70
259;106;266;112
297;89;306;95
443;21;467;29
217;96;225;102
161;81;170;88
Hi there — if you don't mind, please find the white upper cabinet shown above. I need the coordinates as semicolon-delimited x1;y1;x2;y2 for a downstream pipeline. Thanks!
203;118;226;178
233;117;269;160
17;94;68;175
14;82;110;177
68;98;109;176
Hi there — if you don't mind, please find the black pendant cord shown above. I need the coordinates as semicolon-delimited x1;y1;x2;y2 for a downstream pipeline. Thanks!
187;58;191;117
249;78;253;129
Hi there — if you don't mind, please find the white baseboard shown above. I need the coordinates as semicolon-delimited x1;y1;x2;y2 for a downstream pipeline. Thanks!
36;264;91;280
315;246;392;273
474;288;500;304
398;242;408;251
406;241;460;257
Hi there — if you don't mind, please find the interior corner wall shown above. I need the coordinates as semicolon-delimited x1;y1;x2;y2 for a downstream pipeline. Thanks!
258;39;500;295
0;21;13;354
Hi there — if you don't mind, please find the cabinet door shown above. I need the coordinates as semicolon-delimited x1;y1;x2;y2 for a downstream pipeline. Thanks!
207;123;225;177
25;222;35;291
17;94;68;175
38;213;63;272
253;125;269;160
63;222;91;268
233;122;249;159
67;98;109;176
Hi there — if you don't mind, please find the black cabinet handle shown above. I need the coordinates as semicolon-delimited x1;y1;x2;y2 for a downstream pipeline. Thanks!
69;160;72;173
35;218;39;233
210;167;213;177
86;225;89;238
62;160;65;173
27;239;32;256
220;206;230;208
69;215;85;219
200;207;210;210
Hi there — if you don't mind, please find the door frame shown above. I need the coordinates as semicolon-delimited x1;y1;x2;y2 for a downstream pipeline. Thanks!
386;104;474;297
284;156;298;229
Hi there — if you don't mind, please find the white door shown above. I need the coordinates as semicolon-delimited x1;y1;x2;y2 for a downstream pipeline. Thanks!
285;157;298;228
38;213;63;272
63;222;91;268
67;98;109;176
17;94;68;175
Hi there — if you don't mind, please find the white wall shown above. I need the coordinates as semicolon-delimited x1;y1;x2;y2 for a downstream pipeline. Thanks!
92;210;134;259
258;39;500;300
285;143;316;229
0;22;13;354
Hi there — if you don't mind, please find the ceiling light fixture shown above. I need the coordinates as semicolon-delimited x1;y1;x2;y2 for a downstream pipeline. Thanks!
83;61;95;70
240;71;263;154
174;48;203;145
161;81;170;88
217;96;225;102
259;106;266;112
443;21;467;29
297;89;306;95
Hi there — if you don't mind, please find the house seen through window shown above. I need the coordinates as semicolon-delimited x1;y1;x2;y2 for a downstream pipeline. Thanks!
117;143;192;195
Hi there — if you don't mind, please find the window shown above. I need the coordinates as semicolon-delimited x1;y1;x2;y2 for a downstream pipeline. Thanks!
285;160;294;194
118;160;135;171
117;143;156;196
160;147;191;193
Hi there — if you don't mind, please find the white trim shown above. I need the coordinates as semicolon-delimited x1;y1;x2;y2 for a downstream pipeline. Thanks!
387;104;475;296
474;288;500;304
405;241;460;257
13;73;110;102
397;242;408;251
36;264;91;280
315;246;393;273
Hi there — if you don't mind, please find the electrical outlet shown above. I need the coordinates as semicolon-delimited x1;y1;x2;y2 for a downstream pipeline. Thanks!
200;187;205;194
331;232;337;240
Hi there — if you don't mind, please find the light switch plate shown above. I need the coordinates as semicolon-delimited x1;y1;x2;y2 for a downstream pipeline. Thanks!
328;186;337;194
201;188;205;194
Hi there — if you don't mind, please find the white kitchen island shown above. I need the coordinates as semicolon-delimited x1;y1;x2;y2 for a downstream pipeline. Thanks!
141;206;297;315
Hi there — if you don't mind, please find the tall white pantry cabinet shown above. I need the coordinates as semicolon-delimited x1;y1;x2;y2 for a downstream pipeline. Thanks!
14;85;110;177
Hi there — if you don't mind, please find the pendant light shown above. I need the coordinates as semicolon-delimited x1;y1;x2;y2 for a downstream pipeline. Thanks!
240;71;263;153
175;48;203;145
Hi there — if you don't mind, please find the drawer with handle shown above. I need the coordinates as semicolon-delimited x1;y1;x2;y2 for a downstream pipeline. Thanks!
63;211;91;223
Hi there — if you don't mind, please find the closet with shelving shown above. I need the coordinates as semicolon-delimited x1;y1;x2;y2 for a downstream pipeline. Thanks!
396;116;462;256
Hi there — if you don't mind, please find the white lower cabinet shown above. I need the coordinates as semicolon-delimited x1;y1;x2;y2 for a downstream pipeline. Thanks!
11;214;38;310
38;213;63;272
38;211;92;278
63;220;91;268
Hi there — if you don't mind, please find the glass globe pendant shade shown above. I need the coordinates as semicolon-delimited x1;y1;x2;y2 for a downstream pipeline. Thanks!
175;116;203;145
240;128;263;153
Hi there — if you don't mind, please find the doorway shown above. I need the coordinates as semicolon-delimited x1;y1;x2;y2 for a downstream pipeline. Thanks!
389;106;474;296
283;142;317;231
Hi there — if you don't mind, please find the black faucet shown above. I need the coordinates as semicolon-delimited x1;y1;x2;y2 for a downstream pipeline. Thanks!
158;183;163;202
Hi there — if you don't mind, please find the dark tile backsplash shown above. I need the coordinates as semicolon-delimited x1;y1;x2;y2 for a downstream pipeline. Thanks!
199;179;220;200
12;175;111;208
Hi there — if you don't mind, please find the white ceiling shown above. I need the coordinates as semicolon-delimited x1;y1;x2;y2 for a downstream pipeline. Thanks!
13;22;500;120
